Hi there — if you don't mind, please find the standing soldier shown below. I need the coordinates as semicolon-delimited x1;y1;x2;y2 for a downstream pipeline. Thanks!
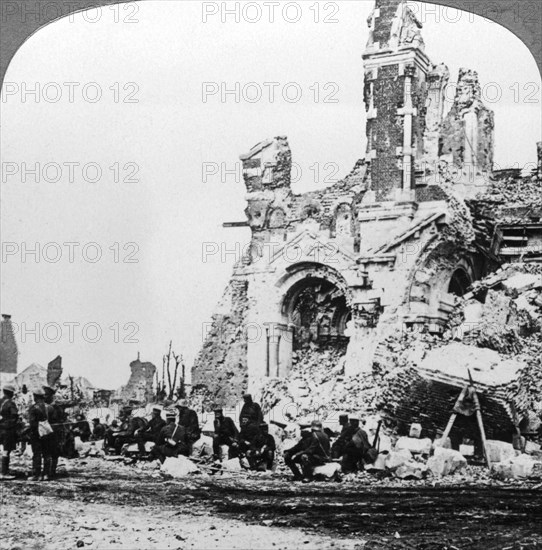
174;399;200;455
28;388;54;481
43;385;67;479
0;385;19;480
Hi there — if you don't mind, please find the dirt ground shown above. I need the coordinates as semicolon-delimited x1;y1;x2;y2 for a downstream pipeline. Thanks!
1;456;541;550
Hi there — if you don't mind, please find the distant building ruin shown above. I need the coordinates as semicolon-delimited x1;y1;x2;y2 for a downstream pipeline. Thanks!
192;0;541;411
119;355;156;403
0;314;18;387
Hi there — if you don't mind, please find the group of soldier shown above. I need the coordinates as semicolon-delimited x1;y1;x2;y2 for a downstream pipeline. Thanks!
1;383;374;482
103;393;276;472
0;383;92;481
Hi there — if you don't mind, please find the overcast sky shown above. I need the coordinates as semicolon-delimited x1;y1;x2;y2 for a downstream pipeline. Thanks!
1;0;541;389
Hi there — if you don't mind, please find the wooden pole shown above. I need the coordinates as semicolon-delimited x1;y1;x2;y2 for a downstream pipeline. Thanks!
472;390;491;468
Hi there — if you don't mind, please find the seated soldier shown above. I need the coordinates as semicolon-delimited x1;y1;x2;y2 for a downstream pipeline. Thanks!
238;416;261;456
90;418;106;441
212;408;239;460
283;430;313;481
331;414;353;459
284;420;330;482
73;414;91;442
135;406;166;457
149;409;190;463
246;422;276;471
104;406;144;454
341;416;371;474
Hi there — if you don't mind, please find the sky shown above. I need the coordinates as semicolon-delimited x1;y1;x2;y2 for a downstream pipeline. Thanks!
1;0;541;389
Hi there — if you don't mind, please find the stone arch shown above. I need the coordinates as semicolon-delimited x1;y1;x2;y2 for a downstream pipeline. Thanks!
405;240;481;330
448;266;473;296
277;262;352;350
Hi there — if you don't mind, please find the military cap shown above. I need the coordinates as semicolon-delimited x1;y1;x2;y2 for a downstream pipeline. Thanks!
310;420;323;430
42;385;56;394
165;409;177;418
92;418;100;423
3;384;16;394
33;388;45;396
175;399;188;408
152;405;162;412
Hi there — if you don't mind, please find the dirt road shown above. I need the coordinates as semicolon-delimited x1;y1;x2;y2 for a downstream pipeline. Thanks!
1;457;541;549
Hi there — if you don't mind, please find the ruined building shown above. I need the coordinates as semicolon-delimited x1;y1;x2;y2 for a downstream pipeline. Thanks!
192;0;541;420
119;355;156;403
0;314;18;387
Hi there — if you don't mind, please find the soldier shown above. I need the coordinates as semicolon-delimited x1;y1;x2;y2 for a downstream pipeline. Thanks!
239;394;263;425
90;418;106;441
341;416;371;474
246;422;276;471
28;388;54;481
43;385;67;480
149;409;189;463
135;406;166;457
331;413;354;459
284;420;330;482
73;413;91;442
283;430;313;481
174;399;200;454
212;408;239;460
238;416;261;456
105;406;140;454
0;385;19;480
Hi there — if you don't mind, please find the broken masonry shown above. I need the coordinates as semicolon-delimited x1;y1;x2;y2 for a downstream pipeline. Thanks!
192;0;542;443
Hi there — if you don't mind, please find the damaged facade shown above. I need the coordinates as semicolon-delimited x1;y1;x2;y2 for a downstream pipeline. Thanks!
192;0;541;436
119;355;157;403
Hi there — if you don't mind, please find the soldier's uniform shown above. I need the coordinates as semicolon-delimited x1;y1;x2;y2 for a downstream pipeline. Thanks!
247;423;276;471
0;385;19;480
136;407;166;455
285;421;330;481
28;389;55;481
149;412;190;463
212;409;239;459
43;385;68;479
175;400;200;454
341;418;371;474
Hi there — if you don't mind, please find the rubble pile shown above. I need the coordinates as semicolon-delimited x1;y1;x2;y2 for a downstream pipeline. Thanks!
258;345;379;420
475;172;542;219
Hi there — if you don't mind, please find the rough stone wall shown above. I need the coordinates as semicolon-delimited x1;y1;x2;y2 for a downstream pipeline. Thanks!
0;314;18;376
191;280;249;408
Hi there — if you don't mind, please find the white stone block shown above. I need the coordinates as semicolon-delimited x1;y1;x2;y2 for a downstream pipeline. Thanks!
409;423;422;438
486;440;516;463
161;456;200;478
395;436;432;455
385;449;412;470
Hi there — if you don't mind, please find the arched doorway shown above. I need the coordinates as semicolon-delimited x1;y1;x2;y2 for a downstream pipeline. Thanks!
448;268;472;297
282;276;351;353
